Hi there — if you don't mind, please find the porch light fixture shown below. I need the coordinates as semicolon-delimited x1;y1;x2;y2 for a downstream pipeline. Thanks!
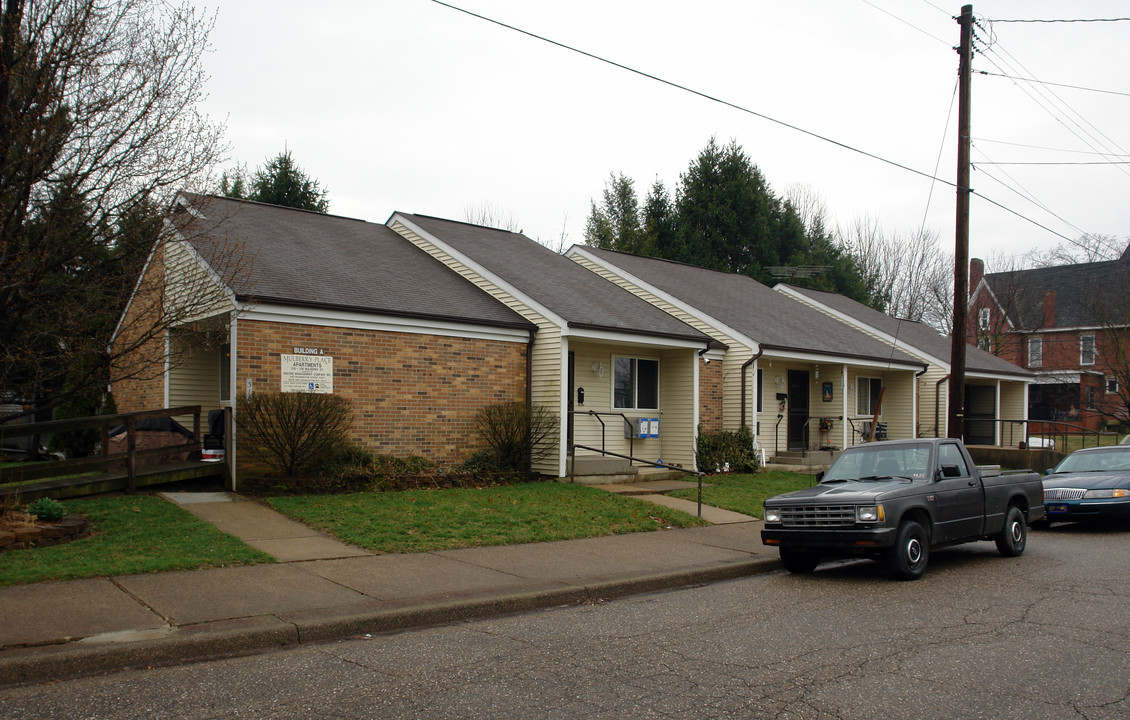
591;361;605;377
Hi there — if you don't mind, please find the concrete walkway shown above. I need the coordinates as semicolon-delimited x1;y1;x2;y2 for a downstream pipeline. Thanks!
0;485;774;687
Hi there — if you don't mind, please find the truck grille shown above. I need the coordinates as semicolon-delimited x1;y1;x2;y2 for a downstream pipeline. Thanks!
1044;488;1086;501
779;505;857;527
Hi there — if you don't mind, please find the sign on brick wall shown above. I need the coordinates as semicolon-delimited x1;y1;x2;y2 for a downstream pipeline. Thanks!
280;354;334;393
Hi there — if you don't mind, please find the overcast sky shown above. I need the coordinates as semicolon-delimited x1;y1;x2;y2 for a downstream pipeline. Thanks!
195;1;1130;270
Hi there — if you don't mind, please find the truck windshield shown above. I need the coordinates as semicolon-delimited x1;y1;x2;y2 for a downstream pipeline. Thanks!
821;442;933;483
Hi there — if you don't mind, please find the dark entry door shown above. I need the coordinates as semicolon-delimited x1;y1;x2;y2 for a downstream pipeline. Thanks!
787;370;810;452
964;385;995;445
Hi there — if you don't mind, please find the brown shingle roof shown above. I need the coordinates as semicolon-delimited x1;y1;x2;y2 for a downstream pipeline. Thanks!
176;194;534;330
781;285;1032;378
579;248;926;367
397;214;714;345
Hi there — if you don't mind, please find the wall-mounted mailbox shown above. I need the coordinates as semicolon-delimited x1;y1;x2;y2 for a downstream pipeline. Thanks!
625;417;660;439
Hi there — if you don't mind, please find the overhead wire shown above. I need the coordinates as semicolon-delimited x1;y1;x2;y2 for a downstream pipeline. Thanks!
971;137;1130;157
919;76;959;237
858;0;951;46
977;70;1130;98
429;0;1079;244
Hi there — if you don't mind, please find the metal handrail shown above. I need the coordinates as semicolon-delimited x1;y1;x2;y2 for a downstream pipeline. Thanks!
569;409;704;517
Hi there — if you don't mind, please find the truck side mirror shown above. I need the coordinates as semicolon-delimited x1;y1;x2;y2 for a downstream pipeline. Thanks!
940;463;961;478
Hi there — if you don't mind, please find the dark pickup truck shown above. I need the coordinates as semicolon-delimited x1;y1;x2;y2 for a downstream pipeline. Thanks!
761;438;1045;580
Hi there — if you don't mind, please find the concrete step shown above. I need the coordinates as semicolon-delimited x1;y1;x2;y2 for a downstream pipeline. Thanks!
567;455;637;477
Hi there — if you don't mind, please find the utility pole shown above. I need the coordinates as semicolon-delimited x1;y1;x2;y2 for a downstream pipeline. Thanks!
948;3;973;440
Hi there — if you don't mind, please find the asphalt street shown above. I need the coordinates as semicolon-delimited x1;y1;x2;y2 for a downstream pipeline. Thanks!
3;522;1128;719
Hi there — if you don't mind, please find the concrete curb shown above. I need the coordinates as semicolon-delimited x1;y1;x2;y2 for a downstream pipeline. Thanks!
0;557;781;687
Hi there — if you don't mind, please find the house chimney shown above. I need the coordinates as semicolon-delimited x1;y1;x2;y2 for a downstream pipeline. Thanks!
969;258;984;295
1043;290;1056;328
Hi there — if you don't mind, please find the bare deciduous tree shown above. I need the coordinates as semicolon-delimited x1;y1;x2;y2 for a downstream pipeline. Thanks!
0;0;231;420
837;214;952;330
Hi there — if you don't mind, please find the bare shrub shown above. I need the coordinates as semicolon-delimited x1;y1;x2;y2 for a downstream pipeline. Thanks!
474;402;558;474
237;393;352;477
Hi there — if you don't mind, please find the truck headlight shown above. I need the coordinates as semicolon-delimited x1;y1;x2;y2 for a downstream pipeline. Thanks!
764;508;782;524
857;504;884;523
1083;488;1130;499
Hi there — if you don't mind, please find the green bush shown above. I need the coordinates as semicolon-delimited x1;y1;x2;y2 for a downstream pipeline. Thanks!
696;425;758;474
27;497;67;522
237;392;352;477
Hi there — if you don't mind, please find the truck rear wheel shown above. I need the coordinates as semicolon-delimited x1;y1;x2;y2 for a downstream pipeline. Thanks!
995;506;1027;557
780;547;819;574
890;520;929;580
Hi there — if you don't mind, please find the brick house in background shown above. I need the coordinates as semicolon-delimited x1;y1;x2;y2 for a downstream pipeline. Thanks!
968;248;1130;434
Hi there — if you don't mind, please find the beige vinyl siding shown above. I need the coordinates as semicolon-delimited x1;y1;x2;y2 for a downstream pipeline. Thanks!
569;251;755;432
658;348;696;469
918;366;949;438
568;342;696;470
999;381;1028;446
846;368;916;445
164;239;232;324
530;327;562;475
722;347;755;431
168;330;222;427
393;221;564;474
757;359;800;456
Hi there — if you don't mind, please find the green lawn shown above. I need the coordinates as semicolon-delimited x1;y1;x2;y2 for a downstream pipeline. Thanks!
267;481;709;553
668;471;815;518
0;495;273;587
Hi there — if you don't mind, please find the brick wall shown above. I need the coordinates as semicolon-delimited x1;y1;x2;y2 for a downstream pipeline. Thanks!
236;320;528;467
698;358;723;433
110;245;168;413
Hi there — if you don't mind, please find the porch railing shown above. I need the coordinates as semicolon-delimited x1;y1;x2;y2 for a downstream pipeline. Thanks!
569;409;706;517
1;406;230;496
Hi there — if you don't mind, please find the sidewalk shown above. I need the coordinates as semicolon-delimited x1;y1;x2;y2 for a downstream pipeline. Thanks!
0;486;780;687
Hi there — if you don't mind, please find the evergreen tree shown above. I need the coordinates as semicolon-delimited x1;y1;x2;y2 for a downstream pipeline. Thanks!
642;179;676;259
227;151;330;212
583;172;644;252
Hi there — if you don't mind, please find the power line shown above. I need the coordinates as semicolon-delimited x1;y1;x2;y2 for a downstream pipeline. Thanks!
429;0;948;187
972;137;1130;157
971;145;1087;237
429;0;1079;244
985;17;1130;23
974;160;1130;166
857;0;951;46
920;77;959;237
978;70;1130;98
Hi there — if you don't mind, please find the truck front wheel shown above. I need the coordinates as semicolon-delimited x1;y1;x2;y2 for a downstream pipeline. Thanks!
780;547;820;574
995;505;1027;557
890;520;929;580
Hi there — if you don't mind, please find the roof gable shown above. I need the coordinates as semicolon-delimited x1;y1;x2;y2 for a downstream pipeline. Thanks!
780;284;1032;378
577;247;925;367
174;194;533;330
983;257;1130;330
394;214;712;344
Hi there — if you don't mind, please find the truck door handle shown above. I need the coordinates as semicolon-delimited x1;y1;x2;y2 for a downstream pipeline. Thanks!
967;480;976;486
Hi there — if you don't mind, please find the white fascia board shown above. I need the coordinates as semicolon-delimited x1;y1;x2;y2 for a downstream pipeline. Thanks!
568;246;760;354
966;371;1032;383
566;326;706;349
775;285;944;367
764;347;924;372
391;213;569;331
1032;371;1084;384
241;302;531;344
1030;324;1129;334
703;348;726;362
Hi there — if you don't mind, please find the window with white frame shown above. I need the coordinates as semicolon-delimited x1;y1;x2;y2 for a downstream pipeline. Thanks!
978;307;990;330
1081;335;1096;365
613;357;659;410
1028;337;1042;368
977;336;991;352
1108;377;1119;394
1084;385;1097;409
856;377;882;416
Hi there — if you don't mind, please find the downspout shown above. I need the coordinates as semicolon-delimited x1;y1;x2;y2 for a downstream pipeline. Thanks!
525;332;534;408
935;374;950;439
740;347;765;429
914;366;928;438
